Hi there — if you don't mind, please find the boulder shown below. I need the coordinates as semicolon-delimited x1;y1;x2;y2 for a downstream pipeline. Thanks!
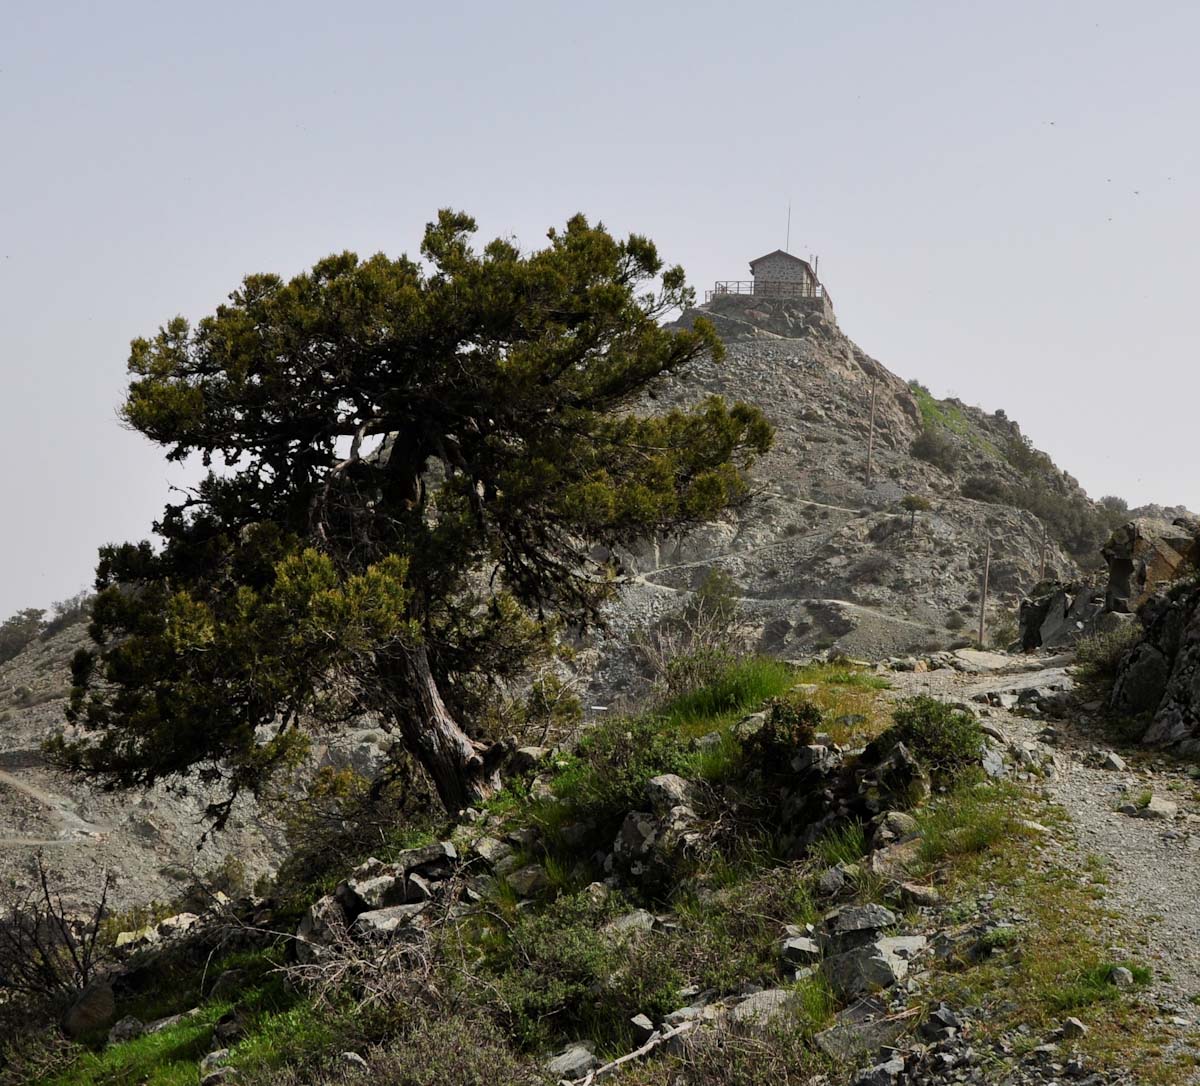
604;909;658;936
505;864;550;897
1110;579;1200;749
822;946;904;1000
546;1042;599;1080
1103;517;1198;614
728;988;797;1030
781;935;821;966
351;902;429;938
822;903;897;951
645;773;697;813
107;1015;145;1044
156;912;200;938
295;894;347;962
62;980;116;1039
814;1015;907;1061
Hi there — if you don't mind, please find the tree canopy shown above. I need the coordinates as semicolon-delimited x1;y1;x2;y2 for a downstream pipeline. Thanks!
55;211;773;818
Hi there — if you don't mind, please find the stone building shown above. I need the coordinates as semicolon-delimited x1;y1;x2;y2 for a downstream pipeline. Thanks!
747;250;822;297
704;248;835;324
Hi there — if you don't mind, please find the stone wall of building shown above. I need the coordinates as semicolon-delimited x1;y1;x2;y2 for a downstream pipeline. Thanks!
751;252;816;291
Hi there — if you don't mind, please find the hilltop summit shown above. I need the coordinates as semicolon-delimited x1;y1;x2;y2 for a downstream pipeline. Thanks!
584;287;1119;702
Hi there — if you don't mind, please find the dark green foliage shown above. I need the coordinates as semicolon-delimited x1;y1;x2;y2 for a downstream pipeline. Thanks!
40;592;92;640
910;426;956;471
481;892;681;1050
551;716;689;829
900;493;933;530
743;696;821;767
0;609;44;665
960;474;1010;503
57;211;773;815
876;696;983;785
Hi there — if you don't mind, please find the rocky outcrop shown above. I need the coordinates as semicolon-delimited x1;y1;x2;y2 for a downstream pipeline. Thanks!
1111;580;1200;751
584;294;1093;706
1017;581;1106;651
1103;517;1199;614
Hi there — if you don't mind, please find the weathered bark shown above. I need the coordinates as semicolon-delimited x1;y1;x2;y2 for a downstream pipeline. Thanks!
387;644;501;813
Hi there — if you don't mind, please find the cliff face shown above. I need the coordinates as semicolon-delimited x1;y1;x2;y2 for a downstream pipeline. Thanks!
582;293;1103;704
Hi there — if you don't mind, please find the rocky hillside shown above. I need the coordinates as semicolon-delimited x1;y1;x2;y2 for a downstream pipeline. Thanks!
0;623;392;911
583;292;1113;705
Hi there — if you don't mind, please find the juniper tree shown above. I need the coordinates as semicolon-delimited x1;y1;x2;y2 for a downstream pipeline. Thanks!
55;212;773;818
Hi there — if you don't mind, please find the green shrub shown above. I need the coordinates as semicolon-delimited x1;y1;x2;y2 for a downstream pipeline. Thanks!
551;716;689;826
960;475;1010;503
911;427;957;472
483;893;681;1049
1075;623;1143;683
877;696;983;786
743;696;821;768
0;609;45;665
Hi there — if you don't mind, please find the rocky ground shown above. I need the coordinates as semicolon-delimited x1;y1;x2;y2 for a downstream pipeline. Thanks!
580;293;1100;709
0;624;393;910
889;651;1200;1082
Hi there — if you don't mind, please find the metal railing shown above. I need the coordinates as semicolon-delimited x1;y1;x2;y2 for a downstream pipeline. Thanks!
705;280;828;302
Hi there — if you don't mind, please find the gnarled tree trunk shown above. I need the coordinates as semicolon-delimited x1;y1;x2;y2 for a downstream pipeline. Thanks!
386;644;501;813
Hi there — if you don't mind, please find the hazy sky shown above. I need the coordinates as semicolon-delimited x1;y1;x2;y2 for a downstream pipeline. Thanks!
2;1;1197;616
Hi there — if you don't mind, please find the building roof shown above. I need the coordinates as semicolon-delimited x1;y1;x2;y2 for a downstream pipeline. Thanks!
748;249;815;275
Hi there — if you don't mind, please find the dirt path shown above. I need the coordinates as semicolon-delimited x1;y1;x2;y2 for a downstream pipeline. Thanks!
891;661;1200;1023
0;762;107;843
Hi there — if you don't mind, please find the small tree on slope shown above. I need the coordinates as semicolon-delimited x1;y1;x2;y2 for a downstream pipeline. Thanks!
53;212;773;819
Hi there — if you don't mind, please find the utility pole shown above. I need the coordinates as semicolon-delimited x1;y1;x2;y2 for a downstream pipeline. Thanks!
978;537;992;648
865;375;878;486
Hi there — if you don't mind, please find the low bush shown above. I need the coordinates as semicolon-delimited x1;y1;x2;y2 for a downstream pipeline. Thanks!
1075;623;1143;684
480;892;681;1050
911;427;957;472
877;696;983;786
743;696;821;768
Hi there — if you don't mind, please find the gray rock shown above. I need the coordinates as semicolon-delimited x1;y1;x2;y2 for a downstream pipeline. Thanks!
340;1051;369;1070
645;773;697;812
1062;1016;1088;1038
817;865;849;897
295;894;346;963
62;980;116;1039
199;1049;231;1074
350;902;428;938
822;946;905;1000
506;864;550;897
471;835;515;866
630;1013;655;1043
853;1055;906;1085
1135;795;1178;820
814;1015;907;1061
509;746;549;774
781;935;821;965
1100;750;1128;771
728;988;796;1029
1109;965;1135;988
107;1015;145;1044
604;909;658;935
546;1042;599;1079
823;903;897;949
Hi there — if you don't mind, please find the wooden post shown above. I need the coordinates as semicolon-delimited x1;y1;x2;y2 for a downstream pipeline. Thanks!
978;537;992;648
865;375;878;486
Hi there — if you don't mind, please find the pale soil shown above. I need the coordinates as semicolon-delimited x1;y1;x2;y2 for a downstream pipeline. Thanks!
890;659;1200;1079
